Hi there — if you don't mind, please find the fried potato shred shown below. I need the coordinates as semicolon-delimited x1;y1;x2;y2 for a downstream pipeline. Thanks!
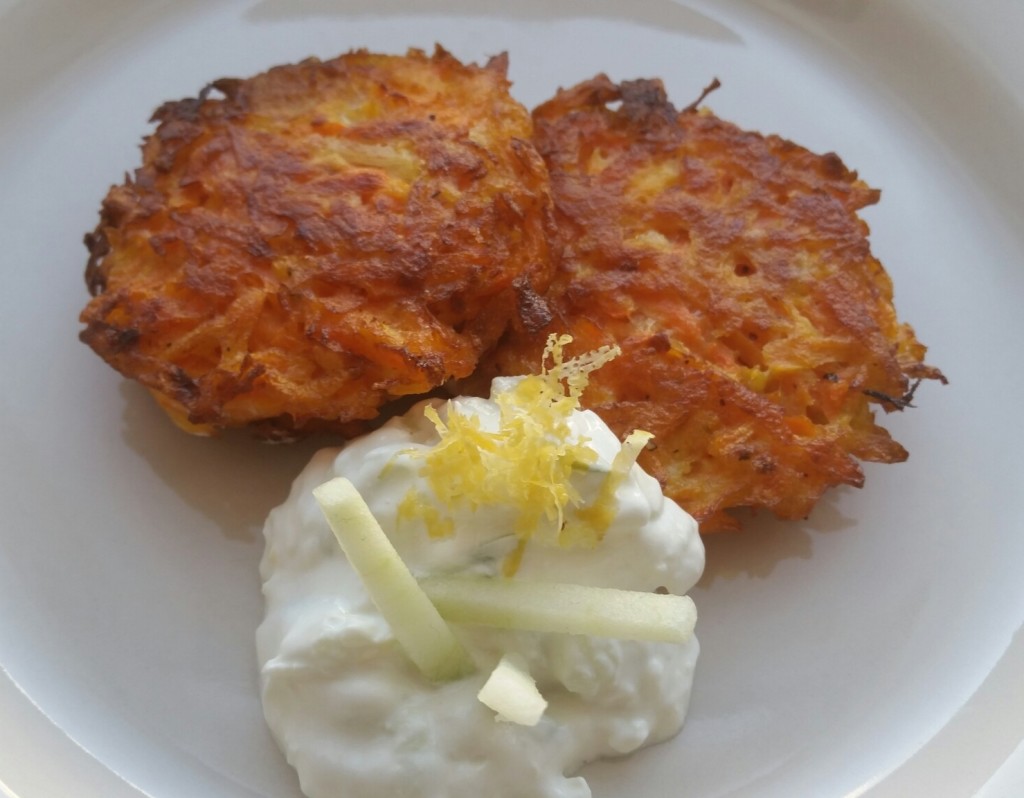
80;47;556;439
80;52;945;531
478;76;945;530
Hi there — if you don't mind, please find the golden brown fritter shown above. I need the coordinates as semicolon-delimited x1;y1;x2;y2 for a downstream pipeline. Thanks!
478;76;945;530
80;47;555;439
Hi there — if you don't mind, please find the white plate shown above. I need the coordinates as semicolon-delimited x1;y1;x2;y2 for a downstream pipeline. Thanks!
2;1;1022;796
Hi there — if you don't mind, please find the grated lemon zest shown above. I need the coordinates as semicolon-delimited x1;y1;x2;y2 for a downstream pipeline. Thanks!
397;335;650;566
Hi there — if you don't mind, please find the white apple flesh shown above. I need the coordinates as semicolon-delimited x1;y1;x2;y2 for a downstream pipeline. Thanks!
420;575;697;643
313;477;475;682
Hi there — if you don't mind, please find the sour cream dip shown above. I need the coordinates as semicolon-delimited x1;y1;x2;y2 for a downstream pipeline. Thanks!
257;374;704;798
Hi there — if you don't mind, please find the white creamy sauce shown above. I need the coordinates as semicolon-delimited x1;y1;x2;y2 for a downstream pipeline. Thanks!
257;378;705;798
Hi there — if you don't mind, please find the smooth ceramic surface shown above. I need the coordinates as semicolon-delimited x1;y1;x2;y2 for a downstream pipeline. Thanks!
1;2;1022;796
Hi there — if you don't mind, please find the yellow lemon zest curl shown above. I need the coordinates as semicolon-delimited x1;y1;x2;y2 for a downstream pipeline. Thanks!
397;335;651;568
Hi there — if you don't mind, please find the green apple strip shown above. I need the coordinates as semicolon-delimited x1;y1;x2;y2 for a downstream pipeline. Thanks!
313;477;475;682
420;576;696;644
477;654;548;726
